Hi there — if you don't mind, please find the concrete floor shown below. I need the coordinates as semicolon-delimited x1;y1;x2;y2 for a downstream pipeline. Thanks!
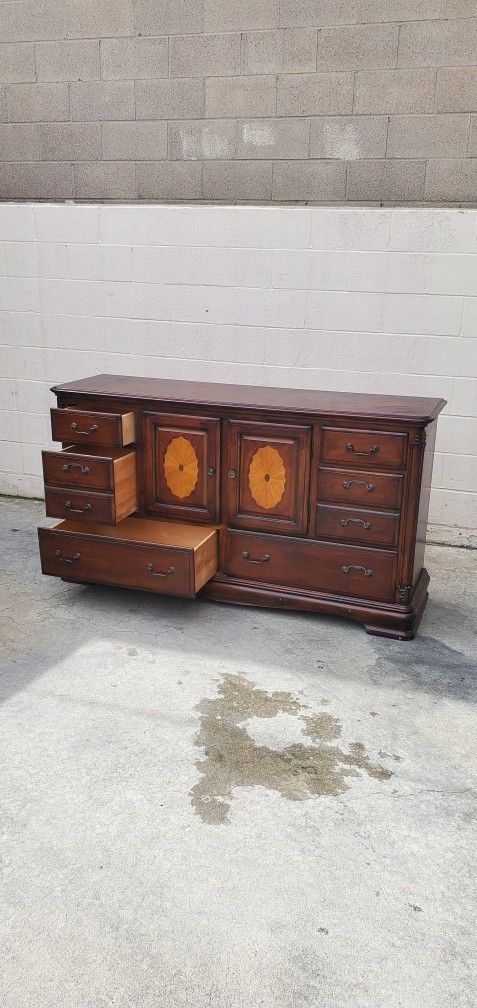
1;497;476;1008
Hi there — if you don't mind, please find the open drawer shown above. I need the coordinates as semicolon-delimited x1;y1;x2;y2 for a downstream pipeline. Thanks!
42;446;137;525
38;518;219;598
51;407;136;446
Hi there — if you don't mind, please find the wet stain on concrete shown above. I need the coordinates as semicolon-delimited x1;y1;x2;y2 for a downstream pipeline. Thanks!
370;635;477;701
191;674;393;824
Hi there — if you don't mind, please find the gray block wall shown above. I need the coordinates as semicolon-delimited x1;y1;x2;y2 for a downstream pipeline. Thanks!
0;1;476;204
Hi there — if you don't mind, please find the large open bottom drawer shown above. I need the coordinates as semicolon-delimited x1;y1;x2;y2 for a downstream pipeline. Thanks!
38;518;219;598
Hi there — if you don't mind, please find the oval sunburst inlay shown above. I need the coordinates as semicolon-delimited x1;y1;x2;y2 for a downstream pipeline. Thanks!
164;435;199;499
248;445;286;510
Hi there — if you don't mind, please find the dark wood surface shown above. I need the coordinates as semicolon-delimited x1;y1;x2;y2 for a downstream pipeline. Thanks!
51;407;133;447
38;373;445;639
224;529;397;602
38;520;219;598
203;568;430;640
44;485;115;524
144;411;220;523
315;503;399;548
224;419;311;535
320;427;407;469
51;374;446;423
317;466;404;509
42;448;117;491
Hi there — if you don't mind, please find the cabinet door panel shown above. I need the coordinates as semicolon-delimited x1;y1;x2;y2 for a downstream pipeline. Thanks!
144;413;220;522
225;420;311;535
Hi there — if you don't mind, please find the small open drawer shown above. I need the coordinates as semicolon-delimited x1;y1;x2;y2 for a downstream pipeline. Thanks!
51;408;136;447
38;518;219;598
42;446;136;492
42;446;137;525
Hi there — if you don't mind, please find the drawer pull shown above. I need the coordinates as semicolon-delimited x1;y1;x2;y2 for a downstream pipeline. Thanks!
207;466;216;476
71;422;98;436
346;442;379;456
342;564;373;577
340;518;372;529
242;550;271;565
62;462;91;474
64;500;92;513
55;549;81;564
228;469;237;479
146;563;175;578
342;479;375;492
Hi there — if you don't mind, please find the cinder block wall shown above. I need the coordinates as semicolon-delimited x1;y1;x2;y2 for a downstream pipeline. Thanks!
0;2;476;203
1;203;476;546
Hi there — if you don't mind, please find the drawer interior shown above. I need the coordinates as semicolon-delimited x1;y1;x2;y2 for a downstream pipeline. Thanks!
38;518;219;597
42;446;137;524
42;446;136;488
51;408;136;446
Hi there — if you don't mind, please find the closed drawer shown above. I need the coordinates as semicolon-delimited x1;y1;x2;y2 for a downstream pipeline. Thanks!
225;530;396;602
318;466;403;510
316;503;399;548
45;486;116;524
321;427;407;469
51;408;135;447
38;518;219;599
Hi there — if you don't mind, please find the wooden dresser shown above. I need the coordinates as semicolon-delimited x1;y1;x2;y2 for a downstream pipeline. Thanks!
38;375;446;640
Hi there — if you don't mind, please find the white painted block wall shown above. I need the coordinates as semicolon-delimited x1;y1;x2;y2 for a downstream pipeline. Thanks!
0;202;476;546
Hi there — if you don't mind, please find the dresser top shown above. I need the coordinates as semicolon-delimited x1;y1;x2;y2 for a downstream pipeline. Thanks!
52;374;446;424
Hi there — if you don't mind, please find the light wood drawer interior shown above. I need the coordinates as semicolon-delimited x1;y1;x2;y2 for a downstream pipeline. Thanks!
38;518;219;598
42;447;137;524
42;446;135;489
51;408;136;447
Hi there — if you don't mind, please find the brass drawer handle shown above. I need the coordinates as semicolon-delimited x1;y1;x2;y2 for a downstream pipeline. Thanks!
346;443;379;456
55;549;81;564
64;500;92;513
242;550;270;565
62;462;91;474
340;518;372;529
71;422;98;435
342;479;375;492
342;564;373;577
146;563;175;578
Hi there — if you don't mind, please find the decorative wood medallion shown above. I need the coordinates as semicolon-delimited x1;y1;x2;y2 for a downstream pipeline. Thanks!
164;435;199;499
248;445;286;510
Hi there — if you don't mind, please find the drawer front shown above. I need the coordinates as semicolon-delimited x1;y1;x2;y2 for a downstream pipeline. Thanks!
51;408;135;447
38;528;195;597
321;427;407;469
318;466;403;510
225;531;396;602
42;449;114;491
316;504;399;548
45;486;115;524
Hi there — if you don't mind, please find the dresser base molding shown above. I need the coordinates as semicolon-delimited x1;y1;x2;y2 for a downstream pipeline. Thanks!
203;567;430;640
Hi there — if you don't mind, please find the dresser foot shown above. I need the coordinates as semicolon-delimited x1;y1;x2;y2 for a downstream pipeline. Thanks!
364;621;417;640
364;570;429;640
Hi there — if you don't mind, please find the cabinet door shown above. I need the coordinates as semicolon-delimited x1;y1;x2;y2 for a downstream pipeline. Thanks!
224;420;311;534
144;413;220;522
